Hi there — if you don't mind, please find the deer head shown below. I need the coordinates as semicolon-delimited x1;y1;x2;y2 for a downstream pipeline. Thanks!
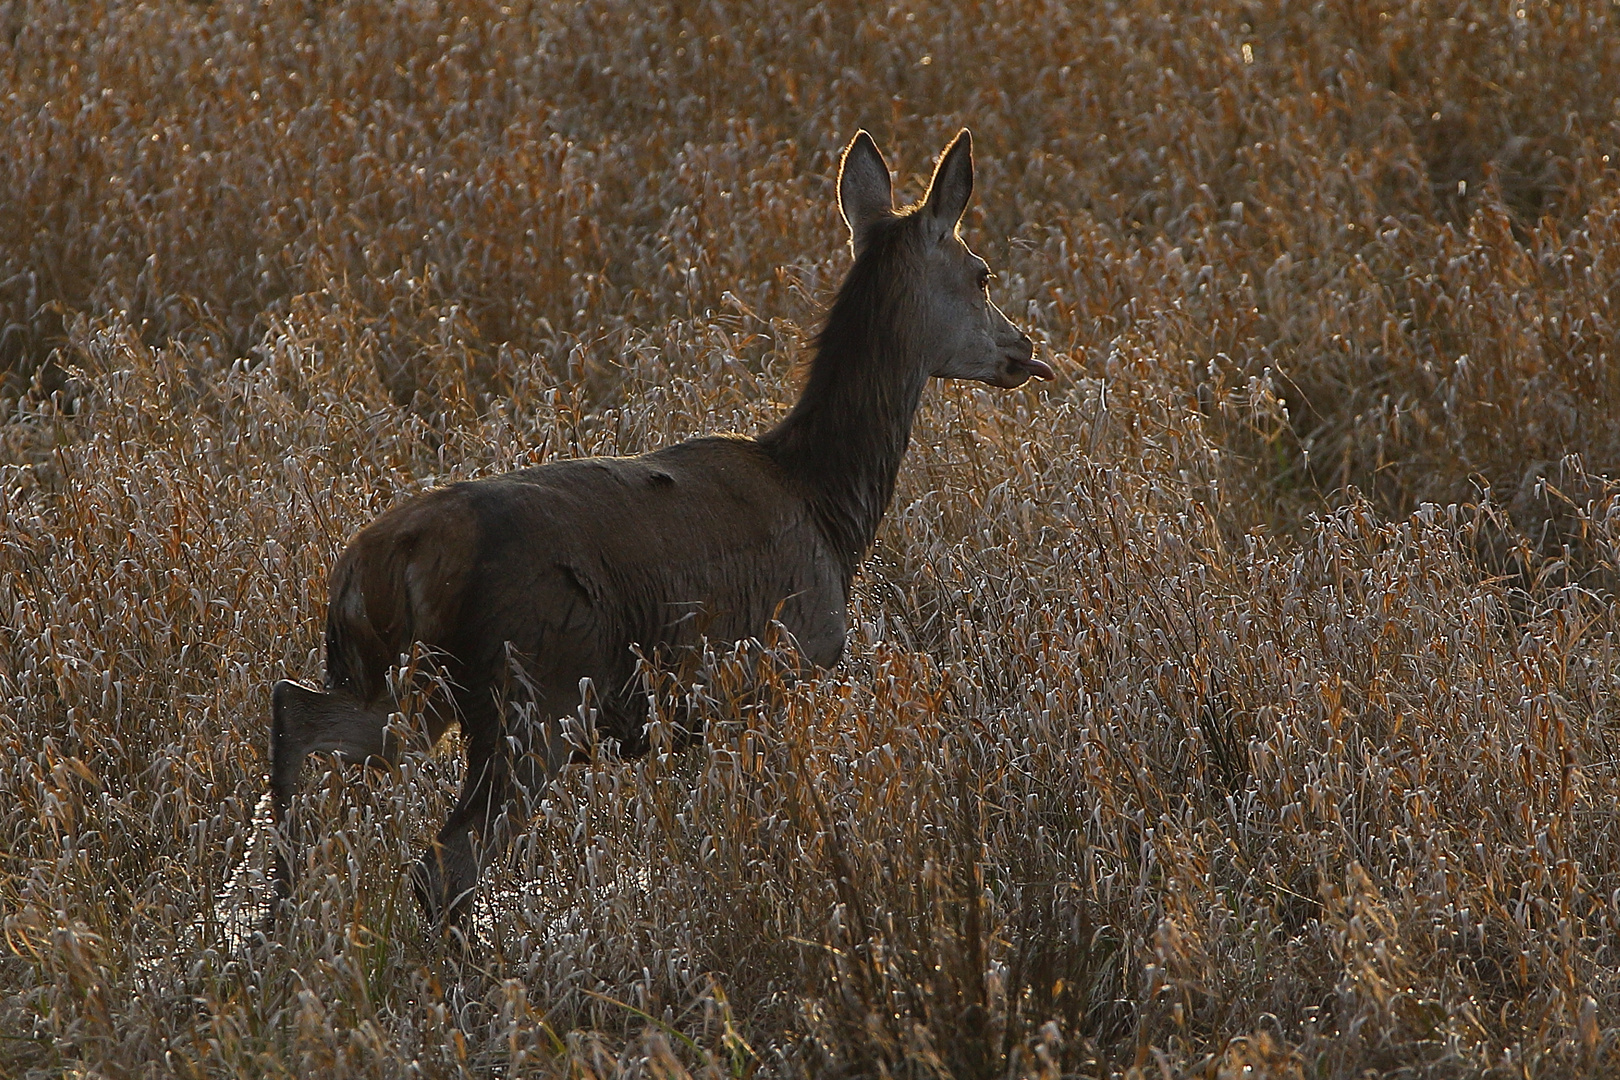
838;129;1052;389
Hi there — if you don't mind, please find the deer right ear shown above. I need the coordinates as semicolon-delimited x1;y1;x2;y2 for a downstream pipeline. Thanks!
921;129;973;243
838;131;892;252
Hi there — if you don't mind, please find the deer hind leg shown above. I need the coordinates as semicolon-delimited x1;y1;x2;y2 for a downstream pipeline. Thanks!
410;697;571;931
268;679;394;900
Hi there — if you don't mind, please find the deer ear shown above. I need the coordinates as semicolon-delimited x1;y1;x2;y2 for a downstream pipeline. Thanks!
838;131;892;252
922;129;973;242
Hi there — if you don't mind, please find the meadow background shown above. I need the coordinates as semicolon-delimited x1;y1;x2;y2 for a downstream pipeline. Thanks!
3;0;1620;1075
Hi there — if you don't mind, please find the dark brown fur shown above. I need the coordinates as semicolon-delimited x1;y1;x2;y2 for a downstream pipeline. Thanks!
268;130;1046;928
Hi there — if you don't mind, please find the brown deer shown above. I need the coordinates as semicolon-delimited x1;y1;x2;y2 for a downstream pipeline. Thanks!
269;129;1051;928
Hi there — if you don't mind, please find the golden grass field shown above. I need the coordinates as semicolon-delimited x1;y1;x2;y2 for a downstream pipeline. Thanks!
4;0;1620;1075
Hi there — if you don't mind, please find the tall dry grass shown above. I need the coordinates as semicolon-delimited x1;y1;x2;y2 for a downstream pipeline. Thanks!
4;0;1620;1076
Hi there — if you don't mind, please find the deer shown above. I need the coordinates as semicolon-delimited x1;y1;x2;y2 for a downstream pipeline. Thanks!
268;129;1052;930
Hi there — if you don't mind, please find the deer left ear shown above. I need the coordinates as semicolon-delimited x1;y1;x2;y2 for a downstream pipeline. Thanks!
921;129;973;243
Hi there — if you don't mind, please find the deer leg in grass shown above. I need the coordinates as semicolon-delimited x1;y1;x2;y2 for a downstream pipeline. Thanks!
268;679;398;902
409;697;571;930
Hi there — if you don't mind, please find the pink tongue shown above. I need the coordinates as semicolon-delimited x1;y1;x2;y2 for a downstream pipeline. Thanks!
1021;356;1055;380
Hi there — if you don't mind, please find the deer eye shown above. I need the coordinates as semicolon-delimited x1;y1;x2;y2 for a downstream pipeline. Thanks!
977;268;991;289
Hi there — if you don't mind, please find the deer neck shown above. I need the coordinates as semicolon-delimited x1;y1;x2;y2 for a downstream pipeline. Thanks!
758;278;929;584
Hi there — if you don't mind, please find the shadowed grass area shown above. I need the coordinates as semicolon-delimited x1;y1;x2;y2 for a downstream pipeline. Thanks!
3;1;1620;1076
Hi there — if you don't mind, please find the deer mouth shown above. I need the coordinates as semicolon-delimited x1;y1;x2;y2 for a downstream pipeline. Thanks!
1000;352;1053;385
1014;354;1054;380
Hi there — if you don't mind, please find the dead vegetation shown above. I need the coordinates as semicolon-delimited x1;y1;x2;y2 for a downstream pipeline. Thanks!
3;0;1620;1076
